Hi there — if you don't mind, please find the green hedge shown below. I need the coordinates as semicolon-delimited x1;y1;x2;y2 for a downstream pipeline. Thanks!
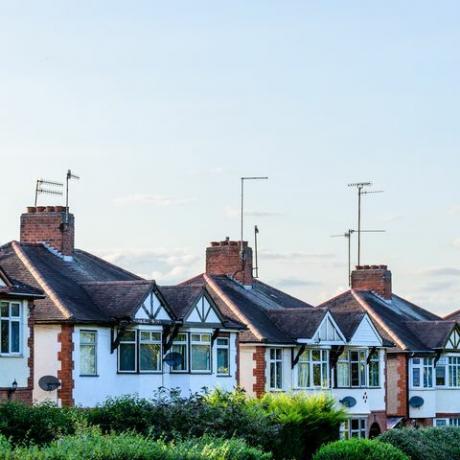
313;438;409;460
379;426;460;460
0;431;271;460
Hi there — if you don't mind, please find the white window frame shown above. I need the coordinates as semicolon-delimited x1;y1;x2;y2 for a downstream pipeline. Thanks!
139;330;162;373
118;330;138;373
368;349;380;388
435;417;460;427
0;301;22;356
296;349;329;389
216;337;230;376
190;333;212;373
448;356;460;387
79;330;97;376
410;357;433;389
269;348;283;390
340;417;367;439
170;332;189;373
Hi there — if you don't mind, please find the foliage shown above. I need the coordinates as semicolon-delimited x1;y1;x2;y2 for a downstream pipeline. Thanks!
0;430;271;460
0;401;80;446
313;438;409;460
379;426;460;460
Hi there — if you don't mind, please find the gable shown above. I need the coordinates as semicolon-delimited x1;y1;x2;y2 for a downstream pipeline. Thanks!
185;295;222;325
314;313;345;343
0;277;5;287
446;327;460;350
135;291;172;321
350;315;383;346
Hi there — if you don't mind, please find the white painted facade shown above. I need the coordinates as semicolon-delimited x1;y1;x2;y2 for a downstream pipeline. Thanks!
0;299;30;389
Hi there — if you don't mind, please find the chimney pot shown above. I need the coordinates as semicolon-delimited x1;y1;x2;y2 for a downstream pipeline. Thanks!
27;207;36;213
36;206;46;213
351;264;392;299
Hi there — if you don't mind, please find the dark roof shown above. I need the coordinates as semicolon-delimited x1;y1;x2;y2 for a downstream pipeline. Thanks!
445;309;460;321
404;321;456;349
160;285;203;319
266;308;326;340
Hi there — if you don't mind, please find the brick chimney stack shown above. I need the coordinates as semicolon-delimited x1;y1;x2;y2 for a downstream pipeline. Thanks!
351;265;392;300
206;238;253;285
20;206;75;256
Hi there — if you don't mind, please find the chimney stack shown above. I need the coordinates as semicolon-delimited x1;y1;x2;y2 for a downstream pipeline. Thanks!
205;238;253;285
351;265;392;300
20;206;75;256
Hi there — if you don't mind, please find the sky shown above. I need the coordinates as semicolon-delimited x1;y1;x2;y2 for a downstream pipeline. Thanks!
1;1;460;316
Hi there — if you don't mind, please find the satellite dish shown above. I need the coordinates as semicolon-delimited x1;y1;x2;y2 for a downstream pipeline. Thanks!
409;396;424;408
163;352;183;367
38;375;61;392
339;396;357;408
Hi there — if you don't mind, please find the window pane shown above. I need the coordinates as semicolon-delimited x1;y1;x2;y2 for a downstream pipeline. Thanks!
298;362;310;388
10;304;20;317
120;331;135;341
201;334;211;342
0;303;8;317
351;362;359;386
436;366;446;386
276;362;282;388
140;331;150;341
191;344;210;371
424;366;433;388
217;347;229;375
337;362;350;387
217;338;228;346
191;334;200;341
81;331;96;344
11;321;20;353
322;362;328;387
312;350;321;361
171;343;187;371
119;343;136;371
1;320;9;353
140;343;161;371
313;363;321;386
369;361;379;387
80;344;96;375
413;368;420;387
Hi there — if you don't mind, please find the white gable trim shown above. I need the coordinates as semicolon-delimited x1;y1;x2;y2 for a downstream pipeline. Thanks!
446;327;460;350
134;291;172;321
349;314;383;346
298;312;346;345
185;295;222;325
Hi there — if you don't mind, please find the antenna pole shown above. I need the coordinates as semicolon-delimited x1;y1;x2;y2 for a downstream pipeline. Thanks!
347;230;351;286
65;169;80;223
254;225;259;278
357;187;362;265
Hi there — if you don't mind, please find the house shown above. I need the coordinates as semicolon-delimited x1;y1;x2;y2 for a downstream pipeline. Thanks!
179;238;389;438
0;253;44;402
0;207;243;406
319;264;460;429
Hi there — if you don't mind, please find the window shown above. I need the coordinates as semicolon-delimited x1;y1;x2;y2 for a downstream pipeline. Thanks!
80;330;97;376
216;337;230;375
118;330;137;372
139;331;162;372
350;351;366;387
337;352;350;387
448;357;460;387
336;350;369;388
0;302;21;354
191;333;211;372
340;418;367;439
435;417;460;427
297;350;310;388
269;348;283;390
170;333;188;372
296;349;329;389
411;357;433;388
368;350;380;387
436;357;447;386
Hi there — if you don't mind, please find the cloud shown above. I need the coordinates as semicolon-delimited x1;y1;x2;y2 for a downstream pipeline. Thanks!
270;277;321;288
260;251;335;261
225;207;282;218
114;194;195;207
421;267;460;277
94;248;201;284
420;280;456;292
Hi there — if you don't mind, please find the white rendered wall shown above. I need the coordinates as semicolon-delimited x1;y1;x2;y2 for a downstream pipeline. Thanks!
33;324;60;403
0;300;30;388
72;326;238;407
436;389;460;414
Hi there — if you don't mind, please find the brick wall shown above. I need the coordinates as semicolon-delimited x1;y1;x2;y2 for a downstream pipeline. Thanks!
20;206;74;256
252;346;266;397
57;324;74;407
206;238;253;285
351;265;392;299
386;353;408;417
368;410;388;436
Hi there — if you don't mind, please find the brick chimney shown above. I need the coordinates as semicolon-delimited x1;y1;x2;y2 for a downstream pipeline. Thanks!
20;206;75;256
206;238;253;285
351;265;392;300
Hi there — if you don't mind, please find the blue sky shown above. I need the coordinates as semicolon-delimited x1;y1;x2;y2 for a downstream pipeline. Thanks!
1;1;460;315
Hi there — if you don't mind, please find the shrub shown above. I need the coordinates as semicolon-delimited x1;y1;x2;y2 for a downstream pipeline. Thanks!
313;438;409;460
0;431;271;460
379;426;460;460
0;401;79;446
0;436;11;453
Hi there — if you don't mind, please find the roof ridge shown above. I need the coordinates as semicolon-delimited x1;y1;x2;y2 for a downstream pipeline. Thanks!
254;279;314;308
317;289;352;308
80;280;153;286
12;241;72;320
351;289;405;349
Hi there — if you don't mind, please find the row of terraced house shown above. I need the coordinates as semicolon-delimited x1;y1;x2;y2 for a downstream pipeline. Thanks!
2;206;460;439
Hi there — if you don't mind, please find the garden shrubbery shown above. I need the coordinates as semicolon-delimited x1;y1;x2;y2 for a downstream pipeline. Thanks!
379;426;460;460
313;438;408;460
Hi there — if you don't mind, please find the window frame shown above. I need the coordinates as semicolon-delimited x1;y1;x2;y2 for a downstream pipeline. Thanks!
190;333;212;374
296;348;329;389
0;301;22;356
117;329;138;373
169;332;189;373
139;330;162;374
79;329;98;376
269;347;283;390
216;336;230;376
340;417;367;439
410;357;433;389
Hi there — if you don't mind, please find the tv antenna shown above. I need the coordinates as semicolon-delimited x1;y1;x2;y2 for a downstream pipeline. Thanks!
347;182;383;265
331;229;385;285
65;170;80;222
34;179;63;207
253;225;260;278
240;176;268;260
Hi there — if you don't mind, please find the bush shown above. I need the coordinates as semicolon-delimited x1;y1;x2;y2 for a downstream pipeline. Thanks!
0;431;271;460
0;401;79;446
379;426;460;460
253;392;346;460
313;438;409;460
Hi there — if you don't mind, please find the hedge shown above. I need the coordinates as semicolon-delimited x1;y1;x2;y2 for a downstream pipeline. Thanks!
379;426;460;460
0;431;272;460
313;438;409;460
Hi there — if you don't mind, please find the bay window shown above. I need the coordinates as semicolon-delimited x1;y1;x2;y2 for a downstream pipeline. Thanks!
269;348;283;390
436;357;447;386
191;333;211;372
296;349;329;389
368;350;380;387
297;350;310;388
170;333;188;372
336;349;376;388
216;337;230;375
0;301;21;355
80;330;97;376
448;357;460;387
337;352;350;387
139;331;162;372
411;357;433;388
